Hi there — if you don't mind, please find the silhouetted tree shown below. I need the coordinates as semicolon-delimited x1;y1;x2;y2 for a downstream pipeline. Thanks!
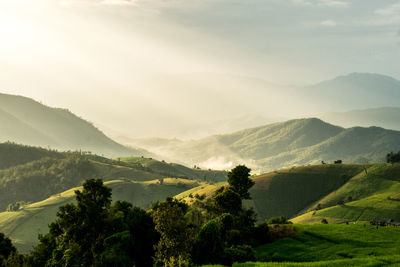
227;165;254;199
387;151;400;164
0;232;16;266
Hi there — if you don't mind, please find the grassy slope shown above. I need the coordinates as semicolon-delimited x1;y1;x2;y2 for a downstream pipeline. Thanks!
247;165;365;222
120;157;227;182
0;93;147;157
173;164;365;222
232;255;400;266
0;179;200;253
292;163;400;224
255;224;400;263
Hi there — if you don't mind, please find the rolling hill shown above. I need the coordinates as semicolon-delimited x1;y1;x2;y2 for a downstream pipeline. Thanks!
132;118;400;172
292;163;400;224
175;164;367;222
0;93;148;157
0;143;227;211
3;162;400;253
0;178;202;253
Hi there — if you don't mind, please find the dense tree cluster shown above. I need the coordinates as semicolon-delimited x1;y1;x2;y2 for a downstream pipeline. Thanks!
387;151;400;164
26;179;158;267
1;165;275;266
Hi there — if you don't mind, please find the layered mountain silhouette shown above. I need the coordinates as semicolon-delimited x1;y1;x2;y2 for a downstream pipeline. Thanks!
319;107;400;131
132;118;400;172
0;93;147;157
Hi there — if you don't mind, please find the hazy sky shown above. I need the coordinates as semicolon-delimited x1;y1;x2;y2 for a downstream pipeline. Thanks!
0;0;399;138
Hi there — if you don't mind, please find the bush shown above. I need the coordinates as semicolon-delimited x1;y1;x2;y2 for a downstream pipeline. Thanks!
267;216;292;225
221;245;255;266
252;223;269;246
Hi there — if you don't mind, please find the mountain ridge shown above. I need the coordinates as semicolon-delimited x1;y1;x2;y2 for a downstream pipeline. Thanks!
0;93;148;157
131;118;400;172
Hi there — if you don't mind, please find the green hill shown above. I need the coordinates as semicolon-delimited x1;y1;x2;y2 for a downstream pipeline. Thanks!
120;157;227;182
257;126;400;170
0;178;201;253
292;163;400;224
132;118;400;172
0;143;227;211
254;224;400;264
173;164;366;222
175;163;400;224
0;93;148;157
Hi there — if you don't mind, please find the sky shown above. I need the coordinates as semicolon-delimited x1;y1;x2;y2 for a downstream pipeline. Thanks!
0;0;399;138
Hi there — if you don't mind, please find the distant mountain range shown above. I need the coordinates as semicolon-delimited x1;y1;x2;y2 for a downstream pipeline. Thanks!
301;73;400;113
0;93;147;157
131;118;400;172
319;107;400;131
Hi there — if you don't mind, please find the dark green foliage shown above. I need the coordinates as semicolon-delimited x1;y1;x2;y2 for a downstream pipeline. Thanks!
192;220;223;265
0;233;16;266
387;151;400;163
214;187;242;215
222;245;255;265
252;223;270;246
28;179;158;267
268;216;292;225
321;218;328;224
0;155;96;210
228;165;254;199
0;142;63;170
152;197;194;265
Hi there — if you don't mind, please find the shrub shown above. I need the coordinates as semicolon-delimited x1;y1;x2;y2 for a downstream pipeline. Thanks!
221;245;255;266
268;216;292;225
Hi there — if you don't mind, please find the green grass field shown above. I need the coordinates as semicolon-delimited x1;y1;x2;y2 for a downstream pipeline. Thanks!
255;224;400;262
292;163;400;224
205;223;400;266
232;255;400;266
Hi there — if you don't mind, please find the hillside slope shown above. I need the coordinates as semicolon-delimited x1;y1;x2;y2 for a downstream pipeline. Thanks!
0;179;201;253
0;143;226;211
174;164;366;222
0;93;147;157
136;118;400;172
292;163;400;224
257;126;400;170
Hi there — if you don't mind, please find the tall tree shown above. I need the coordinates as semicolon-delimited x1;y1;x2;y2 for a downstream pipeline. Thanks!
227;165;254;199
152;197;194;265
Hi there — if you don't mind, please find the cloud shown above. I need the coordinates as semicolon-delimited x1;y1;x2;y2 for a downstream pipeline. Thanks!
375;3;400;15
291;0;349;7
100;0;137;5
371;3;400;26
320;20;337;27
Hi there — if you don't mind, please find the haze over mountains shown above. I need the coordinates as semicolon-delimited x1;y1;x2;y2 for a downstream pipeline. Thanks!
131;118;400;172
320;107;400;131
1;72;399;170
104;72;400;140
0;93;147;157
